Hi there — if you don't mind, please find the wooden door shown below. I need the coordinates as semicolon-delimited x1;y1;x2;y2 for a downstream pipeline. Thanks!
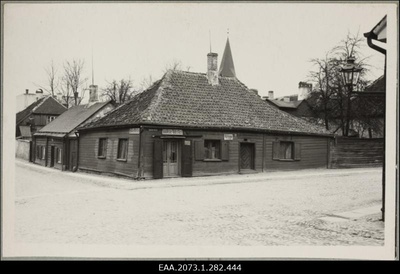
153;139;163;179
50;146;55;167
240;143;255;170
69;139;78;171
163;141;180;177
181;140;192;177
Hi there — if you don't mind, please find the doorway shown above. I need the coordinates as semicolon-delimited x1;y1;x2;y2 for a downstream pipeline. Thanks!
240;143;255;170
50;146;55;167
163;140;181;177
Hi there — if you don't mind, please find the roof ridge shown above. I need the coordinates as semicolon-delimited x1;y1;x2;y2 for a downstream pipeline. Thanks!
31;96;50;113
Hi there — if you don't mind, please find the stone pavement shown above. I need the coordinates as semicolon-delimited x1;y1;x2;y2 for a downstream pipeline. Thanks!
13;159;384;246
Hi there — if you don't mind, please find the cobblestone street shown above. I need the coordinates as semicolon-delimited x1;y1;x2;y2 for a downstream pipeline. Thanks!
14;160;384;246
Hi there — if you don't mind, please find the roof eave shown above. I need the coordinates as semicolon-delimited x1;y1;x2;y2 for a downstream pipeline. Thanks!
78;121;333;138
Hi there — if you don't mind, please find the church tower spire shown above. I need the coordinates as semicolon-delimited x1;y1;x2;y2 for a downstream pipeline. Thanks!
218;34;236;78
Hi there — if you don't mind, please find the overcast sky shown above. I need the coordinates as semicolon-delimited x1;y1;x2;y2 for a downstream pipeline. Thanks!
4;2;390;101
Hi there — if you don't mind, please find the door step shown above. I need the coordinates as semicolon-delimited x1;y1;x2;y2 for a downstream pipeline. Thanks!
239;169;257;174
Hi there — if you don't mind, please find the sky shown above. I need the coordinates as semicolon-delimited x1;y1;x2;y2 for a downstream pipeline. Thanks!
4;2;391;102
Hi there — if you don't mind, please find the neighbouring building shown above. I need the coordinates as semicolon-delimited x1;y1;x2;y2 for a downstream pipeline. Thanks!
77;38;333;180
264;83;315;120
16;95;67;138
16;88;45;112
33;84;115;171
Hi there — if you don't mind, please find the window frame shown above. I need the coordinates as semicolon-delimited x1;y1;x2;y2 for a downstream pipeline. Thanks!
117;138;128;161
272;140;301;161
47;116;56;124
204;139;221;160
279;141;294;160
56;147;62;164
98;138;108;159
41;146;46;160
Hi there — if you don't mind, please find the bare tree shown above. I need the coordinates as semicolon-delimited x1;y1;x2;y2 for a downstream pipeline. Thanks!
139;74;154;91
35;60;59;97
307;32;372;136
63;59;88;106
58;76;73;108
101;78;138;104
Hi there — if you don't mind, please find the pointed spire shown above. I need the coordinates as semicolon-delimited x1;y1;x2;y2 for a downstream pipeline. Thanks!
218;36;236;77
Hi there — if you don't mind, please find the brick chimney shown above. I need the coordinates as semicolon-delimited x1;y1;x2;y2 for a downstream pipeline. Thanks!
298;81;312;100
207;52;219;86
268;90;274;100
250;89;259;96
89;84;99;103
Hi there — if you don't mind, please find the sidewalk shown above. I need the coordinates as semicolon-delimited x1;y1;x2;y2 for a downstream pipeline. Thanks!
319;205;382;222
15;158;382;191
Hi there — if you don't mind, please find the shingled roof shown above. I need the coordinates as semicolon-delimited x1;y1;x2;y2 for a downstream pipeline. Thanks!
266;99;303;109
16;96;67;124
35;101;111;137
81;70;331;136
364;75;385;93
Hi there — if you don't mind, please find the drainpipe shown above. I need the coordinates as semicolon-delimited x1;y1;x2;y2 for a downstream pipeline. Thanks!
137;126;144;179
364;31;386;222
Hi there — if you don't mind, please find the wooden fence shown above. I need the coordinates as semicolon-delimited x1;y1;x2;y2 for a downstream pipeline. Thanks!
15;139;32;161
329;137;384;168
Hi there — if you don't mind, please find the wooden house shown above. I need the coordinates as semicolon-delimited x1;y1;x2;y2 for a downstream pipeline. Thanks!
78;38;333;179
16;95;67;138
33;85;115;171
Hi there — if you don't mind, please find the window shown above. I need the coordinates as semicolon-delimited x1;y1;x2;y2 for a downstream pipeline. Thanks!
47;116;56;124
41;146;46;160
273;141;301;161
280;142;293;160
117;139;128;160
36;145;41;159
55;148;62;164
98;138;107;158
204;140;221;159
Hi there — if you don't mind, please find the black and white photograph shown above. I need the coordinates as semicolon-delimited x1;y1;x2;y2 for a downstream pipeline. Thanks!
2;1;398;261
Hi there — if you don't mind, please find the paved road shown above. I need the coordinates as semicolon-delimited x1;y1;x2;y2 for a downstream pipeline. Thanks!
14;160;384;246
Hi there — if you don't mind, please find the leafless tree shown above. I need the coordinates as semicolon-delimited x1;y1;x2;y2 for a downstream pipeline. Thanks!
58;76;73;108
101;78;138;104
35;60;59;97
63;59;88;106
307;32;372;136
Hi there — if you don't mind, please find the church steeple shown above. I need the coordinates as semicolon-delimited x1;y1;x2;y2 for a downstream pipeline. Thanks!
218;35;236;78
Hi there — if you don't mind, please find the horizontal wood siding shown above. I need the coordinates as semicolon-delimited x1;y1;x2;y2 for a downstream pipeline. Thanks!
141;129;263;178
48;138;64;170
330;137;383;168
264;135;329;170
79;128;139;177
33;137;47;166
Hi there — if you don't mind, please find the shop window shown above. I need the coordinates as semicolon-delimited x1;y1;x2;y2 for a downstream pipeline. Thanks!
204;140;221;160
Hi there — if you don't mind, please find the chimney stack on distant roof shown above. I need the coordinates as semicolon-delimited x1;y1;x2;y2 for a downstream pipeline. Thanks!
207;52;219;86
250;89;259;96
268;90;274;100
25;89;29;95
89;84;99;104
298;81;312;100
